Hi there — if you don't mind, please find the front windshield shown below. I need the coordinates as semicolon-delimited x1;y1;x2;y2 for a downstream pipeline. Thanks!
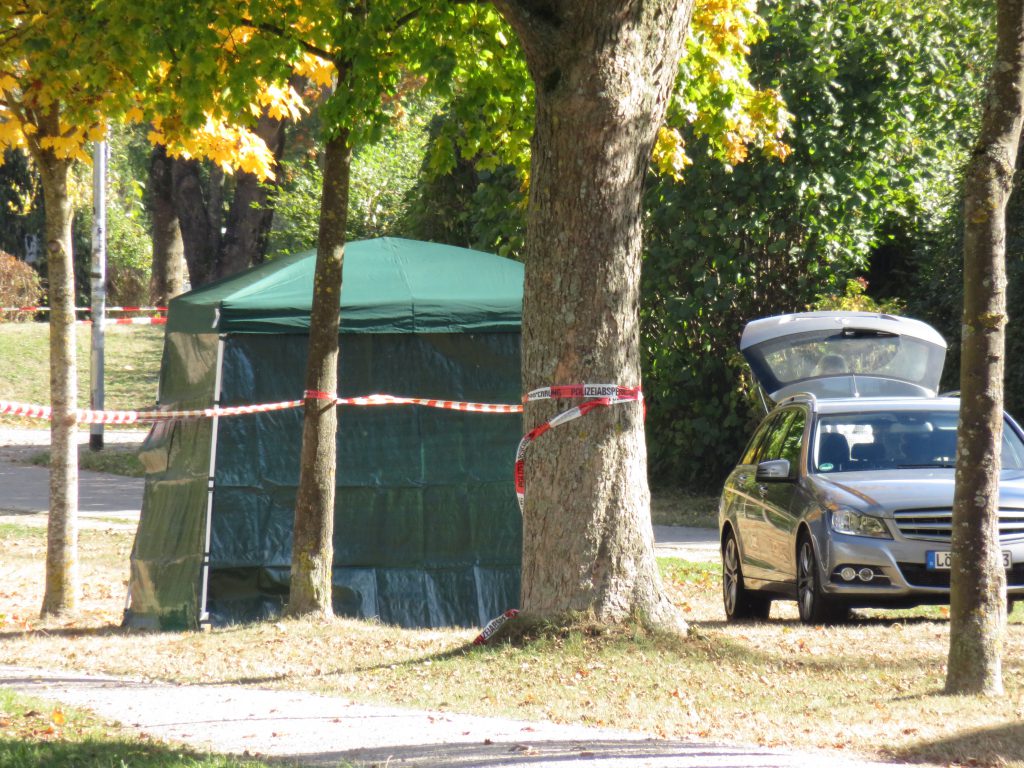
813;410;1024;473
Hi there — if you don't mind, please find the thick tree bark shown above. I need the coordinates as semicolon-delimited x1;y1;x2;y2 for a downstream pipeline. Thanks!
286;127;351;617
147;146;185;302
34;136;79;618
492;0;692;631
946;0;1024;696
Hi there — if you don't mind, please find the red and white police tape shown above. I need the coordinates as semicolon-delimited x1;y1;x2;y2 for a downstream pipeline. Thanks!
514;383;643;513
2;381;638;642
0;392;524;424
78;317;168;326
473;608;519;645
0;305;167;313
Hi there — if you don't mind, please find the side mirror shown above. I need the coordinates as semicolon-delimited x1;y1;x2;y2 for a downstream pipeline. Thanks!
756;458;791;482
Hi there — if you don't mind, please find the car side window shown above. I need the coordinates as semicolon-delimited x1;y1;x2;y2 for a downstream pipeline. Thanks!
760;409;799;462
741;414;782;465
778;410;806;470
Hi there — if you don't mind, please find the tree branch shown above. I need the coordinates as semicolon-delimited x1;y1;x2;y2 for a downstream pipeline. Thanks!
239;18;335;61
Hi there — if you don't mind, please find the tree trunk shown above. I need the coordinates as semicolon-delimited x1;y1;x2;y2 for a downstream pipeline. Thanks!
286;127;351;618
171;157;222;287
217;103;290;278
492;0;692;631
35;141;79;618
946;0;1024;696
148;146;185;302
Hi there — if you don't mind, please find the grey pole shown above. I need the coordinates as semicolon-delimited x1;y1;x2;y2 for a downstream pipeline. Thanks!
89;138;107;451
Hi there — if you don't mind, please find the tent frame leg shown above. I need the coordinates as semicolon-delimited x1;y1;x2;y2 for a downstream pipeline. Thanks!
198;335;226;626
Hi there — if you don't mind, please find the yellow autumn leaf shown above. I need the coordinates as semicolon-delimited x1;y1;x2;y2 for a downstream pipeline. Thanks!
293;52;336;88
0;117;27;150
50;708;65;726
652;126;693;181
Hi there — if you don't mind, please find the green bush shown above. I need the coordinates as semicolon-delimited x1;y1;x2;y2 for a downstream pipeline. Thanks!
0;250;42;321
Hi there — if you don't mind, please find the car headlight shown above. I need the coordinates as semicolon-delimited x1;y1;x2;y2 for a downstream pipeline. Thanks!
829;507;891;539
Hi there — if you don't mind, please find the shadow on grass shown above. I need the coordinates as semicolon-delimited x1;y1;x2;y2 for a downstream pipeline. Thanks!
0;737;281;767
891;720;1024;766
0;625;135;641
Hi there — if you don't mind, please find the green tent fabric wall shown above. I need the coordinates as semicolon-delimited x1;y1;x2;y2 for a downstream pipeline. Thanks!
125;238;524;630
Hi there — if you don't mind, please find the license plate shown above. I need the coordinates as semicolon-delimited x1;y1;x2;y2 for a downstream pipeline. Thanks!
927;550;1012;570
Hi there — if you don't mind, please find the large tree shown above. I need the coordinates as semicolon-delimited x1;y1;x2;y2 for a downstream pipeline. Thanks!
0;0;286;617
946;0;1024;695
489;0;693;629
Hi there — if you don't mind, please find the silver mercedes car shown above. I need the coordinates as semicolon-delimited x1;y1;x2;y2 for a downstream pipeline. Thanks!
719;311;1024;623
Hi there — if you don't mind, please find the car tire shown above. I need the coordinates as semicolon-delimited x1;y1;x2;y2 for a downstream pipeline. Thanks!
796;534;848;625
722;530;771;621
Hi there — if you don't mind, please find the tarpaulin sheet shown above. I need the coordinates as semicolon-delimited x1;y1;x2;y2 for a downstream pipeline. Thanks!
204;332;522;628
125;332;219;629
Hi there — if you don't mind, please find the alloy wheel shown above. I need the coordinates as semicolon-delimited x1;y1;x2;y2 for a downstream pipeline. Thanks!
797;539;816;622
723;535;740;617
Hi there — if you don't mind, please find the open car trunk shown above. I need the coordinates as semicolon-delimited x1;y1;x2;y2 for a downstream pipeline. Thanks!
740;311;948;404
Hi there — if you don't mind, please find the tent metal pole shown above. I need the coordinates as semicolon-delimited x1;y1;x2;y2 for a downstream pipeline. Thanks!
198;335;226;625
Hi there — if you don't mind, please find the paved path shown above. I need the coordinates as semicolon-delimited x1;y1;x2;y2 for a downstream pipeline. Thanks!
0;667;899;768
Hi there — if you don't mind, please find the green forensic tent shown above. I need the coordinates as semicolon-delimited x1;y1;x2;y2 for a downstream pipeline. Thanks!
125;237;524;630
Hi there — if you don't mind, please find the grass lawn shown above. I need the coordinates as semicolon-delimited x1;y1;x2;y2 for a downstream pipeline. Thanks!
0;689;279;767
2;521;1023;767
0;323;164;428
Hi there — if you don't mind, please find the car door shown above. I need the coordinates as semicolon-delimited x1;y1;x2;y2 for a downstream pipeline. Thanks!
758;408;807;582
742;408;802;581
722;412;780;581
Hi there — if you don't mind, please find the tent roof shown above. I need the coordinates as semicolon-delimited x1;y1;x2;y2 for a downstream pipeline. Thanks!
166;238;524;334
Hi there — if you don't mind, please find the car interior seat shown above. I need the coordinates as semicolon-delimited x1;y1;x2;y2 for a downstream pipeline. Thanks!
817;432;850;471
851;442;887;466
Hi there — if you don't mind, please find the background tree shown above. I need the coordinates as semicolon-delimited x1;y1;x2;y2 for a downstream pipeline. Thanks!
946;0;1024;696
168;89;294;287
148;145;185;302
